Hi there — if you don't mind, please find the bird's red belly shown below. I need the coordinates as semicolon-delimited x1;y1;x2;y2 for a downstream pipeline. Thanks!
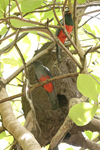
39;75;53;93
58;24;73;43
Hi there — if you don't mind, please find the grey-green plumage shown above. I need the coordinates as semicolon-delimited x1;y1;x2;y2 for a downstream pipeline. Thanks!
33;61;59;110
55;10;73;62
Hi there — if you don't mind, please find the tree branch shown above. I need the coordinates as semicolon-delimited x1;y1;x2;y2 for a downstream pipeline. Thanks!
83;27;100;40
48;27;82;70
0;126;5;133
0;72;79;103
5;42;55;84
53;0;62;27
78;13;100;28
73;0;77;45
0;32;28;55
0;78;41;150
49;116;73;150
78;9;100;19
15;0;23;20
0;31;16;43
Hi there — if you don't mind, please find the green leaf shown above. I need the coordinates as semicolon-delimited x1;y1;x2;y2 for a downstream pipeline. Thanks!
66;148;74;150
98;141;100;144
21;121;25;125
91;74;100;93
23;35;31;44
84;24;92;33
0;7;4;17
0;26;7;35
0;0;9;11
37;34;40;42
41;10;54;21
0;71;3;77
92;132;99;140
84;24;96;37
69;102;98;126
84;130;93;140
4;134;14;144
16;72;22;84
10;19;34;28
12;100;21;117
56;0;65;2
94;25;100;36
96;104;100;115
21;0;44;14
77;0;86;3
0;61;4;72
85;131;99;140
77;74;98;102
2;58;20;66
0;132;6;139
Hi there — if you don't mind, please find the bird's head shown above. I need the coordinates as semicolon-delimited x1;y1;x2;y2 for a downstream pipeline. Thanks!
65;9;71;15
32;60;42;67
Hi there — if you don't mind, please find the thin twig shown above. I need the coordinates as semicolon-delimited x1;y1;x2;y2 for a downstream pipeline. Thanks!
87;53;92;68
37;32;53;41
15;44;27;78
15;0;23;20
0;32;16;43
0;16;60;28
84;44;100;56
77;2;100;9
78;13;100;28
48;27;82;69
5;42;55;84
78;9;100;19
0;32;28;55
15;40;41;132
16;77;24;83
0;25;60;54
90;45;100;52
8;83;23;87
83;28;100;40
63;0;67;11
0;72;79;103
9;0;10;24
3;29;20;54
9;140;17;150
15;43;39;132
63;26;83;59
26;79;41;133
0;27;10;44
73;0;88;73
0;126;5;133
53;0;62;27
62;6;65;32
23;2;100;12
73;0;77;45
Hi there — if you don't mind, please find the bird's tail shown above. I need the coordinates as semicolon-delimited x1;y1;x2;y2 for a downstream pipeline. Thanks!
47;89;59;110
56;44;62;62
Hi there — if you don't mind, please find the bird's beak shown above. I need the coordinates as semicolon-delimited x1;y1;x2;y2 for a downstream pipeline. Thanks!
67;11;71;14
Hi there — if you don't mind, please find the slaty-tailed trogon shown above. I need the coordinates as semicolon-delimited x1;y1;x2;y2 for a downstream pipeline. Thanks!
33;60;59;110
55;9;73;62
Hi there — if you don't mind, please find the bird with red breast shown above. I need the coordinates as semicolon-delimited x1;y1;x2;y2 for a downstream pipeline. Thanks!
33;61;59;110
55;9;73;62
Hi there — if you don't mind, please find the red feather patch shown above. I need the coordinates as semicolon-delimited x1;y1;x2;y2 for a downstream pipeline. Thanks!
39;75;53;93
58;24;73;43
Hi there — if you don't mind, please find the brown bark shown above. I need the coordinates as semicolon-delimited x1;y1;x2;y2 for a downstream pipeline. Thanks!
0;78;41;150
